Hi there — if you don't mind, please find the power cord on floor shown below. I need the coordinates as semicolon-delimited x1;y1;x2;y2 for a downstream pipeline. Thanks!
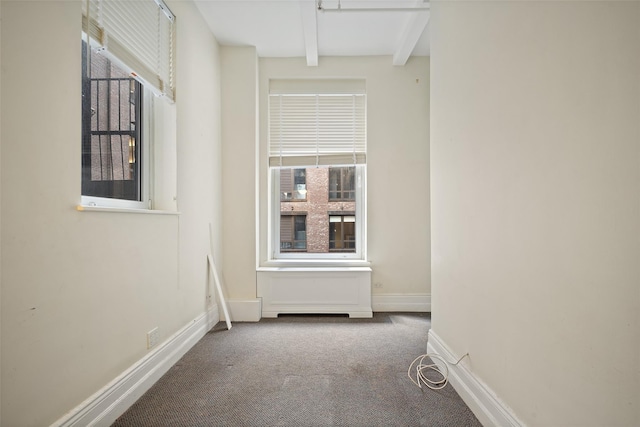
407;352;469;390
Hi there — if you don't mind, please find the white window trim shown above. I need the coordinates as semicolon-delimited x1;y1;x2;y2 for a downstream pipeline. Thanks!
269;165;367;263
76;205;179;215
80;0;176;210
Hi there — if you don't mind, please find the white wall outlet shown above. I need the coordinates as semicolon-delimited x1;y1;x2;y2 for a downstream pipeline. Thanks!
147;327;159;349
374;282;383;289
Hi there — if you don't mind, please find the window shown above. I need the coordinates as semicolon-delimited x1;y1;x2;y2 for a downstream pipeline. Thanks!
81;0;175;208
329;215;356;251
275;166;363;257
280;214;307;252
269;81;366;260
329;167;355;201
82;41;143;202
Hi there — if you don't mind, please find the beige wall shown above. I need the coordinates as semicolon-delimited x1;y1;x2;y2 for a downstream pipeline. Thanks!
430;1;640;425
0;1;222;425
220;46;258;300
173;0;223;320
257;56;431;296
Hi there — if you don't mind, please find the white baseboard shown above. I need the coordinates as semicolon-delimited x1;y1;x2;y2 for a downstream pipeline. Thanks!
427;330;524;427
371;293;431;312
221;299;262;322
52;306;219;427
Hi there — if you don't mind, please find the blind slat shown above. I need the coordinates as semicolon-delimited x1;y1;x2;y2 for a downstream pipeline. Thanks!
84;0;175;101
269;93;366;165
280;216;293;242
280;169;293;194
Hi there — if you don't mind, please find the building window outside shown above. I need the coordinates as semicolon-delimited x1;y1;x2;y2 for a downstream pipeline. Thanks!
281;168;307;201
329;215;356;251
82;40;143;202
329;166;355;201
281;214;307;251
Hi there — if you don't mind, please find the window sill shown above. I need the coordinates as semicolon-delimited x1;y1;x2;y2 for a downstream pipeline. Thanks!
259;259;371;271
76;205;180;215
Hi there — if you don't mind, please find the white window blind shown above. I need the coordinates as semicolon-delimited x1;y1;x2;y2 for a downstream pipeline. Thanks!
83;0;175;101
269;90;366;167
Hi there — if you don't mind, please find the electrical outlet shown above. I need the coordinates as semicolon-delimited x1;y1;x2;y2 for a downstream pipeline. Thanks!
147;327;159;349
374;282;383;289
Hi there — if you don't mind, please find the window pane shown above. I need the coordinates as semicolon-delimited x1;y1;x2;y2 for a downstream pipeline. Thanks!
294;215;306;250
279;166;359;255
294;169;306;200
329;220;342;249
345;167;355;193
294;169;306;186
329;168;341;199
82;40;142;201
328;166;355;201
344;220;355;250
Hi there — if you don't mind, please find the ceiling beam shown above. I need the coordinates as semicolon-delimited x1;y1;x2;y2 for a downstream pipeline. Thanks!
392;8;430;66
299;0;318;66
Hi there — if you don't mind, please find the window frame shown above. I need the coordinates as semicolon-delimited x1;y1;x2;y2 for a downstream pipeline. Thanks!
80;36;153;210
80;0;174;210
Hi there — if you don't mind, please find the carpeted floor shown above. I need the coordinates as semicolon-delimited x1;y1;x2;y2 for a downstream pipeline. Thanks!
113;313;481;426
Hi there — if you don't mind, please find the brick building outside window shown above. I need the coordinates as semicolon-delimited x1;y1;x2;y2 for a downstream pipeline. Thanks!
280;166;356;253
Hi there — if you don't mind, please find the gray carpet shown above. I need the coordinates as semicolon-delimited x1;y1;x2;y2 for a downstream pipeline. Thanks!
113;313;482;426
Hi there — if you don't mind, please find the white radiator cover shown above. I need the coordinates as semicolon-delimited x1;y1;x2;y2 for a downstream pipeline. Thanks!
257;267;372;318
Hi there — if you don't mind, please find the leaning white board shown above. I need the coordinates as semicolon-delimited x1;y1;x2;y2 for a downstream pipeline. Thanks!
207;254;232;330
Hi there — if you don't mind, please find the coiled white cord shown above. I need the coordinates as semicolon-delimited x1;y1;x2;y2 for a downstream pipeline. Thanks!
407;352;469;390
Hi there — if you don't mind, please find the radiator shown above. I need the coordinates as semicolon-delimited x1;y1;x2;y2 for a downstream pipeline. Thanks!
257;267;372;318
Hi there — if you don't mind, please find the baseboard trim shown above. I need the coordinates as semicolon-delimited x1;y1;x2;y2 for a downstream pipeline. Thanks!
52;306;219;427
371;293;431;312
221;299;262;322
427;330;524;427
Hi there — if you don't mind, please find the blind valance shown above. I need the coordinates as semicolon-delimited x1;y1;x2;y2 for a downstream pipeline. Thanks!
269;79;366;95
269;93;367;167
83;0;175;101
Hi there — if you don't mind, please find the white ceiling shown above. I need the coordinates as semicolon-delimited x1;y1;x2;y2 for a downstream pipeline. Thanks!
194;0;431;66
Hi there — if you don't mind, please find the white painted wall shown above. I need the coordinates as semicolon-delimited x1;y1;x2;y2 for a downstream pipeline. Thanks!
430;1;640;425
257;57;431;297
0;0;222;425
220;46;258;301
172;0;223;322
